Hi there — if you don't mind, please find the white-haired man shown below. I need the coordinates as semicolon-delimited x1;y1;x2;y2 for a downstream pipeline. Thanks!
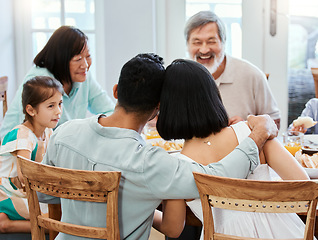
185;11;281;129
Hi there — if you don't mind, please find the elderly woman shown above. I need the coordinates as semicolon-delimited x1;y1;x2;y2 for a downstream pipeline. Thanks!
1;26;114;138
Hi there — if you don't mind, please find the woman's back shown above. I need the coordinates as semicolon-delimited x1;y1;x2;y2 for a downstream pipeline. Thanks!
181;123;244;166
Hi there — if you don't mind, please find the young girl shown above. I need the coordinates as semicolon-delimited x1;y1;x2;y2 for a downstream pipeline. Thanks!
0;76;63;233
154;59;309;239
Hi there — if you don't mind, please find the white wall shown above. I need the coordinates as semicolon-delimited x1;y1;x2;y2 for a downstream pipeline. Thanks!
242;0;289;131
264;0;289;132
100;0;157;99
155;0;186;64
0;0;16;107
100;0;186;100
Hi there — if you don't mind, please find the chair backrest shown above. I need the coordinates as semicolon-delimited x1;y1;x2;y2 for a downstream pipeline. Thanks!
17;156;121;240
311;68;318;98
0;76;8;117
193;172;318;240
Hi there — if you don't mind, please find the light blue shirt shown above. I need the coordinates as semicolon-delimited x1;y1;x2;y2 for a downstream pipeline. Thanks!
40;115;259;240
288;98;318;134
0;66;115;139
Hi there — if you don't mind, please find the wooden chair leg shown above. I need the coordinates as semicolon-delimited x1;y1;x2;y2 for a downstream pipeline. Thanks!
48;204;61;240
298;212;318;237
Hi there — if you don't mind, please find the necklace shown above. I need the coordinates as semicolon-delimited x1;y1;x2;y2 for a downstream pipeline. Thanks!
203;140;212;146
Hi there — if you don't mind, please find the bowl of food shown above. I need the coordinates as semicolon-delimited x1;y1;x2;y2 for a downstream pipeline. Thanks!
295;150;318;178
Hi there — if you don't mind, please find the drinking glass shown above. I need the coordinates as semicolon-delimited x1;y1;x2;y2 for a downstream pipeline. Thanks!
282;130;304;156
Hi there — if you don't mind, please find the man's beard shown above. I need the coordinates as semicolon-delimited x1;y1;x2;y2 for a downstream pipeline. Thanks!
195;49;225;75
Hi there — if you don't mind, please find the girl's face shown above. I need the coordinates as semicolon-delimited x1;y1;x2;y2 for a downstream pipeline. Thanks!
32;91;63;129
69;44;92;83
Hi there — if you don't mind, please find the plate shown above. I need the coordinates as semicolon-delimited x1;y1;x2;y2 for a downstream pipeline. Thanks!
303;134;318;148
302;135;318;154
304;167;318;179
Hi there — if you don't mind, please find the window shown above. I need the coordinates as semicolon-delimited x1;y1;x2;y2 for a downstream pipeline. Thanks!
287;0;318;125
30;0;97;79
185;0;242;58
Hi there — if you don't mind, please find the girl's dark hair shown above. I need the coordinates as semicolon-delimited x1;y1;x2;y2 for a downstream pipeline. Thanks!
22;76;64;123
33;26;88;86
157;59;229;140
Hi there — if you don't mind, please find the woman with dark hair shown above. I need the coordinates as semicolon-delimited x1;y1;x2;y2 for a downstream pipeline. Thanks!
0;26;114;138
154;59;309;238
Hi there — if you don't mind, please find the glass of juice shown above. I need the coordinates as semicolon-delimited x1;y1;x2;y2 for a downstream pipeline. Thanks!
144;117;161;140
282;130;304;156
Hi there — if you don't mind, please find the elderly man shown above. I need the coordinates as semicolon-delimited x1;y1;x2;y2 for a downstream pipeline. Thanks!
185;11;281;129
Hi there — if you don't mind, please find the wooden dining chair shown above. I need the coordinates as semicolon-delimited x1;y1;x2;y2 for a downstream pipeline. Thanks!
0;76;8;118
193;172;318;240
17;155;121;240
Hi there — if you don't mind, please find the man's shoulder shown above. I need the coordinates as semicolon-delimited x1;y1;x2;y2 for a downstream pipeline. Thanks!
226;55;265;80
54;118;93;137
306;98;318;107
228;55;260;71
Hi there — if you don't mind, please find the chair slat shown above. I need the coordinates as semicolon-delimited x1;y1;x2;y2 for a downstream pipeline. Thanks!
195;172;317;201
209;196;310;213
21;160;119;192
214;233;303;240
28;180;109;202
38;216;108;239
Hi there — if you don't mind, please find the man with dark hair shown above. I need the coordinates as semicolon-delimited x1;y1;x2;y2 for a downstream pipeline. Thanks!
41;53;278;240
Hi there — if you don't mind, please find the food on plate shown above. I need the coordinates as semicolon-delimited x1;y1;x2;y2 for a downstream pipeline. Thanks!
293;116;317;128
295;150;318;168
145;130;161;139
152;140;183;151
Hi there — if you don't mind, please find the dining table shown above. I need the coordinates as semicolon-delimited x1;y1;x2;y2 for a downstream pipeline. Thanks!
284;133;318;237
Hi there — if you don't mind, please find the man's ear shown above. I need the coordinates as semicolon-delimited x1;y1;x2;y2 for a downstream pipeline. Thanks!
113;84;118;99
25;104;36;117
